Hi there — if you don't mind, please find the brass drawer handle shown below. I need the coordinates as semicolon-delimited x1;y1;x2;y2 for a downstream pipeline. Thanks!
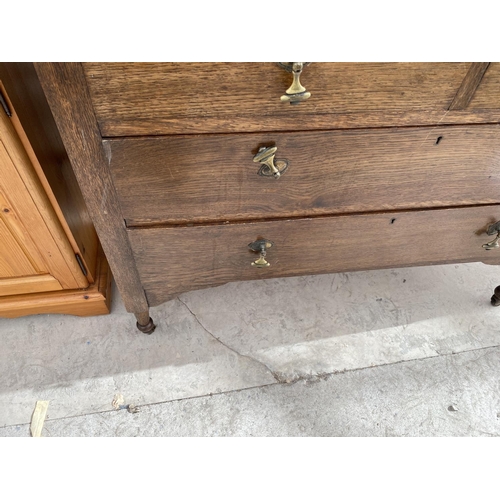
278;62;311;104
253;146;288;179
248;239;273;267
483;221;500;250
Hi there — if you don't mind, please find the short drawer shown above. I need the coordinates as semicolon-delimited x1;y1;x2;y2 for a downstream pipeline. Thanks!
107;125;500;226
84;63;500;136
127;205;500;306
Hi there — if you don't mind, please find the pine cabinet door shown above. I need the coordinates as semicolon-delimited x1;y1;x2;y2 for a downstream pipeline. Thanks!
0;92;89;297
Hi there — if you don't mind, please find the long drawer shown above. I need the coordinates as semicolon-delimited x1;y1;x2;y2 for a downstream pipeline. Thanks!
107;125;500;226
83;63;500;136
127;205;500;306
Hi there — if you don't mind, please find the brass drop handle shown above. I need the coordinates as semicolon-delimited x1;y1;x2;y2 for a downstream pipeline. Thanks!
248;239;273;267
483;221;500;250
279;62;311;104
253;146;289;179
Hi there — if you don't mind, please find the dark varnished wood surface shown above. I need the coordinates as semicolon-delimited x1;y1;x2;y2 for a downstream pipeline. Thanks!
127;205;500;306
28;62;500;318
34;63;149;314
448;63;490;110
83;63;500;136
108;125;500;225
469;62;500;109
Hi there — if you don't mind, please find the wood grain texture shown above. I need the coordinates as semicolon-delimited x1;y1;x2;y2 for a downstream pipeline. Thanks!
0;216;38;277
448;63;490;110
0;274;62;297
0;78;96;282
0;244;111;318
0;187;48;276
82;63;500;136
34;63;148;313
127;205;500;307
0;112;88;289
108;125;500;225
468;62;500;109
0;65;98;281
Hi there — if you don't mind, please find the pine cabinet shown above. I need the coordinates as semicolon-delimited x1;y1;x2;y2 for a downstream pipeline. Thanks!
0;75;111;318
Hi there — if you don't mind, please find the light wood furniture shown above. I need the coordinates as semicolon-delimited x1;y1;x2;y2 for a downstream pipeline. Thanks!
0;71;111;318
24;62;500;332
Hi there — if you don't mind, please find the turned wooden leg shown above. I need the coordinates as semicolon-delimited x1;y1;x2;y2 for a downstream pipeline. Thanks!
491;286;500;307
36;64;155;337
135;311;156;334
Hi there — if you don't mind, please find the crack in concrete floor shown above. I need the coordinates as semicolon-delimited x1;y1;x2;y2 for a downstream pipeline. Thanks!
177;297;282;383
178;294;500;385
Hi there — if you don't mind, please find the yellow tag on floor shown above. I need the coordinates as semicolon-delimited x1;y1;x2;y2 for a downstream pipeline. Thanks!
30;401;49;437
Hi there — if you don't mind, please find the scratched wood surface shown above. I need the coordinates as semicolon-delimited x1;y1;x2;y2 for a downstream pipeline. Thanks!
127;205;500;306
107;125;500;225
82;63;499;136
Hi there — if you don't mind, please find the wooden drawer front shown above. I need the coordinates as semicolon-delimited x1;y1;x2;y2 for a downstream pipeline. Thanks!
108;125;500;226
127;206;500;306
84;63;500;136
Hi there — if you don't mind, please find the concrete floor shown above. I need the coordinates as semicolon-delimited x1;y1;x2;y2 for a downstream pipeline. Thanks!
1;262;500;436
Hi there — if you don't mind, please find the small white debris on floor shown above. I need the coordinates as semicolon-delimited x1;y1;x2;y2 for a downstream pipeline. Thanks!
112;394;124;410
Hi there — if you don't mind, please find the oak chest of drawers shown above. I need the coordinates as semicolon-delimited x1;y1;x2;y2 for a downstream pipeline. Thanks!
25;62;500;332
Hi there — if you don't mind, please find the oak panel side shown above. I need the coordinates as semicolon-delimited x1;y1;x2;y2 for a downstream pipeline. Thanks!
34;62;148;313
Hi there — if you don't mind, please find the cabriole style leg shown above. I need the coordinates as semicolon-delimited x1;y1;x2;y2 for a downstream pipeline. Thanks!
135;311;156;334
491;286;500;307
